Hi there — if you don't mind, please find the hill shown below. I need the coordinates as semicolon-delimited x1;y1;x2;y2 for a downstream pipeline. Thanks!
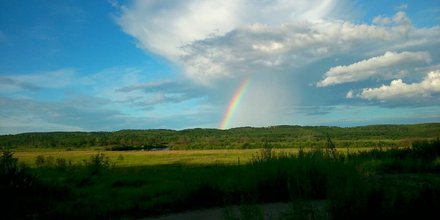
1;123;439;149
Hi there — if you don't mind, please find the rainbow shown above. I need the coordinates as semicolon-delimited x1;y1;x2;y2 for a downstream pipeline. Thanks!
220;77;250;129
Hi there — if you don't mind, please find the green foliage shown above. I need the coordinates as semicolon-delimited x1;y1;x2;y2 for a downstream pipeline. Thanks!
0;149;64;219
117;154;124;161
411;138;440;159
35;155;45;167
4;138;440;219
55;157;68;170
251;143;274;163
329;176;440;220
45;155;54;167
325;133;337;159
84;152;112;175
1;123;439;149
0;149;18;175
0;149;33;189
34;155;71;171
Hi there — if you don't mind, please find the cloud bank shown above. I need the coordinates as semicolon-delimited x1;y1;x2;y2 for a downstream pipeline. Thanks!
116;0;353;82
113;0;440;128
116;2;439;83
357;70;440;103
317;51;431;87
2;1;440;134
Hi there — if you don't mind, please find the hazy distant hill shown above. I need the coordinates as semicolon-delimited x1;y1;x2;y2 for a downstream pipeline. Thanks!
1;123;439;149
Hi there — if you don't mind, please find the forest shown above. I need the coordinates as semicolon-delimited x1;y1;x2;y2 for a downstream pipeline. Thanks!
1;123;439;149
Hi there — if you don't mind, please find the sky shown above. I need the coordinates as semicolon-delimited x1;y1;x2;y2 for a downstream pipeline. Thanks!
0;0;439;134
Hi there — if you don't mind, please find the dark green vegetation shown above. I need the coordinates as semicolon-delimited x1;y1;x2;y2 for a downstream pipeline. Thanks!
2;139;440;219
1;123;439;149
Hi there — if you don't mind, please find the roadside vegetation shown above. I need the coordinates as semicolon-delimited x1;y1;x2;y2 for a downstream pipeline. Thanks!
1;137;440;219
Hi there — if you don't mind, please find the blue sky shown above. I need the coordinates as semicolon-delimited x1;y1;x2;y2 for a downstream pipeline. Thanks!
0;0;439;134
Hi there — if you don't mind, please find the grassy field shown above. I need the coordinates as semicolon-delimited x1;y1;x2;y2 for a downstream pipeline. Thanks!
14;147;379;167
2;140;440;219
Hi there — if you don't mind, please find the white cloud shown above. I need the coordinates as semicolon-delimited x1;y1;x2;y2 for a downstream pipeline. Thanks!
0;66;220;134
357;70;440;102
116;0;344;58
0;68;77;96
317;51;431;87
182;19;435;83
14;68;76;89
112;1;440;127
346;90;354;98
116;0;353;82
374;11;410;26
116;2;440;84
395;3;408;11
116;0;240;58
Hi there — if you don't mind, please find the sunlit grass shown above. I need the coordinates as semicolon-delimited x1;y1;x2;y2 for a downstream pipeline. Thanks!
14;147;382;167
4;140;440;219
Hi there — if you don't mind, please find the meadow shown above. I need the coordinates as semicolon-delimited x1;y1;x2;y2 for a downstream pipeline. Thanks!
2;141;440;219
13;147;377;167
1;124;440;219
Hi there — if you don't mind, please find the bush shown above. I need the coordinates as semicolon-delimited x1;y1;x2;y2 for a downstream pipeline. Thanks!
0;149;33;189
329;179;440;220
251;143;273;163
412;138;440;159
55;158;68;170
35;155;46;167
0;149;63;219
84;152;112;175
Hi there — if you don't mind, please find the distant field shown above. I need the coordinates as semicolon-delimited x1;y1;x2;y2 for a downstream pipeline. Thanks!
14;147;381;167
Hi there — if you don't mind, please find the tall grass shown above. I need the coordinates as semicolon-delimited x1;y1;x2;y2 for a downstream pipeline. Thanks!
1;139;440;219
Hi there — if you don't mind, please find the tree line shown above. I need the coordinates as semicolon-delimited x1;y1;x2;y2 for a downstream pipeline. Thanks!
0;123;439;149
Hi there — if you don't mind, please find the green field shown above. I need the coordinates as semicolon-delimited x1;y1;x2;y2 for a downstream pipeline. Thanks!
14;149;257;167
1;124;440;219
13;147;380;167
2;141;439;219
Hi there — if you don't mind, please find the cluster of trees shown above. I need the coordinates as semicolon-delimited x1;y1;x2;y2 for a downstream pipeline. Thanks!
0;123;439;149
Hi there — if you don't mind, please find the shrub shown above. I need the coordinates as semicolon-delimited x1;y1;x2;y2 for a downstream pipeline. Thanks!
35;155;45;167
55;158;68;170
46;155;55;167
117;154;124;161
251;143;274;163
0;149;33;189
85;152;112;175
0;149;59;219
1;149;18;175
411;138;440;159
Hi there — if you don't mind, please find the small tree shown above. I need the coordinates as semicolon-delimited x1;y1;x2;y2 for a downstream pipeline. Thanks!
85;152;111;175
117;154;124;161
252;142;274;163
0;148;33;189
35;155;45;167
326;133;338;159
55;158;67;170
0;149;18;175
